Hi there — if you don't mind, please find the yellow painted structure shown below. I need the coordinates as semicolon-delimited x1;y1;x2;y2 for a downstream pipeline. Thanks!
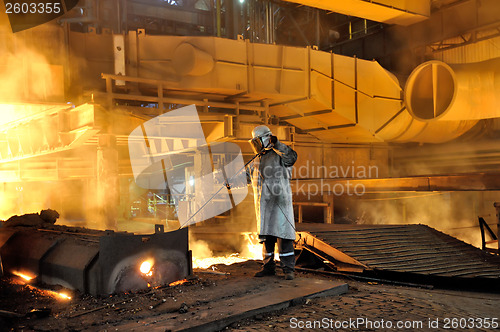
281;0;430;25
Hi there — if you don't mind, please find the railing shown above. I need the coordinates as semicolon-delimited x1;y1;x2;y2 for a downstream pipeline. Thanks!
478;217;498;255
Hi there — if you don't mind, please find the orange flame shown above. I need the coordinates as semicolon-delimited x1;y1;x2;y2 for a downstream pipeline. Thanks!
169;279;188;286
40;289;72;301
243;242;263;260
55;291;72;300
192;255;248;269
11;271;35;281
191;233;265;269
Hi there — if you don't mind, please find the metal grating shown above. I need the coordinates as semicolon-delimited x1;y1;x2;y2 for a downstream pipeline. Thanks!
298;224;500;279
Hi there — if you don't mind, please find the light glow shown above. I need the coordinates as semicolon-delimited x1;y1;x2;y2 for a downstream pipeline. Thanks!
169;279;188;286
140;259;154;277
11;271;35;281
192;255;248;269
57;292;72;300
192;233;265;269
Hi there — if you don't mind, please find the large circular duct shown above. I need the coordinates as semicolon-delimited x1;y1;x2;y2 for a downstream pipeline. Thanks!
405;58;500;122
376;110;477;143
172;43;214;76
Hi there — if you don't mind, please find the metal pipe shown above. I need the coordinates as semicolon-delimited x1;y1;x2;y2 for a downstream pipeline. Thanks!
99;34;488;144
405;58;500;122
315;9;320;47
265;1;269;43
216;0;222;37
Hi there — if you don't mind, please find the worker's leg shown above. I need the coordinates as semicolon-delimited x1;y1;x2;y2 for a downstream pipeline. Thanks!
278;238;295;279
255;236;277;277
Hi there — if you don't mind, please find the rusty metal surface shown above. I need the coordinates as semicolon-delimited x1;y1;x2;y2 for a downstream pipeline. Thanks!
297;223;500;279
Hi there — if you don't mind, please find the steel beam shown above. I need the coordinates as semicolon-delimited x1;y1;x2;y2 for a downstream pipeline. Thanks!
100;73;265;112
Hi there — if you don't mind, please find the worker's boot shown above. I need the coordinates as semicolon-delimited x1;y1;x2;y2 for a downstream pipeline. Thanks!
284;271;294;280
255;238;277;277
254;268;276;277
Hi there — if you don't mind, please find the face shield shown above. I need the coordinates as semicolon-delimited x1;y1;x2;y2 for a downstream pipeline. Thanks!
249;125;272;154
249;136;264;154
249;134;271;154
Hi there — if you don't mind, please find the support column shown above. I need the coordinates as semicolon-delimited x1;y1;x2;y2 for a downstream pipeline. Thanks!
97;134;119;230
262;100;269;124
323;194;334;224
216;0;222;37
158;84;164;113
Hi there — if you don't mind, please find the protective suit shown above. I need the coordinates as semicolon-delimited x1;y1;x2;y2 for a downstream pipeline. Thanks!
247;125;297;279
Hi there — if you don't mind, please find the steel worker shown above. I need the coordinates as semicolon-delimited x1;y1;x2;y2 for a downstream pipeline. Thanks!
247;125;298;280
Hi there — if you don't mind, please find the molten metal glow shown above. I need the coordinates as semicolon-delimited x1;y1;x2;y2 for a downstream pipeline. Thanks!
42;289;72;300
244;242;263;260
20;283;72;301
140;259;154;276
192;255;248;269
191;233;265;269
169;279;188;286
11;271;35;281
56;292;72;300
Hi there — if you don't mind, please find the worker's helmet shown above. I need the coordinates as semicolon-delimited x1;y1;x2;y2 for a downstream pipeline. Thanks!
249;125;272;154
251;125;272;139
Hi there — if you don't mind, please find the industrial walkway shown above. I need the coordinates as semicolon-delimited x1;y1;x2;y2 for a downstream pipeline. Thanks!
297;223;500;289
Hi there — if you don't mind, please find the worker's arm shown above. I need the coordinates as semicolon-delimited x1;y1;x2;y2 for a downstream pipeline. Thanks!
271;137;297;167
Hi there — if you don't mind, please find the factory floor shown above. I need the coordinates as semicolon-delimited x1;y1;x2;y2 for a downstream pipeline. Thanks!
226;274;500;332
1;260;499;331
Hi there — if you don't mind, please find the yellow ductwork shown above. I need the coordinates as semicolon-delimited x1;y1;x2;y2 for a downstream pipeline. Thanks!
172;43;215;76
282;0;430;26
96;33;482;144
376;112;477;143
405;59;500;122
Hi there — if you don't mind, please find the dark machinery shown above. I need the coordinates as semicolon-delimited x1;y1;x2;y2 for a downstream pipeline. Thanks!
0;223;191;295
